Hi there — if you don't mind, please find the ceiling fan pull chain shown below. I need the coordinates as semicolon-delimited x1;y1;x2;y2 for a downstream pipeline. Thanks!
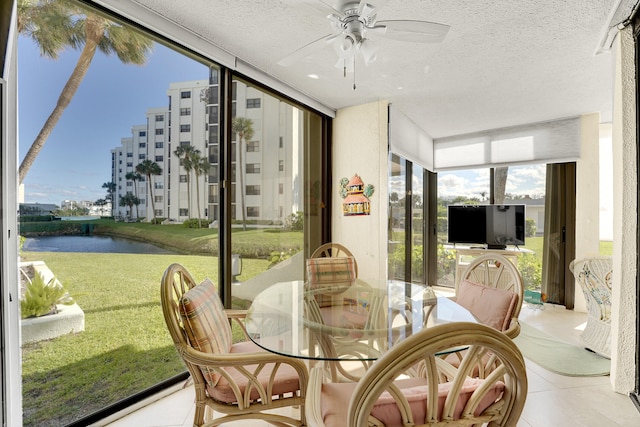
353;55;357;91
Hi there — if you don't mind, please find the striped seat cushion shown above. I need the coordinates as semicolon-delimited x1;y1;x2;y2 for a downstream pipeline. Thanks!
179;278;231;387
307;257;357;288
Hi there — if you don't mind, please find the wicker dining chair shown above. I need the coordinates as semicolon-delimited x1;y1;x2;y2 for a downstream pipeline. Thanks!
160;263;308;427
306;322;528;427
457;254;524;339
310;242;358;277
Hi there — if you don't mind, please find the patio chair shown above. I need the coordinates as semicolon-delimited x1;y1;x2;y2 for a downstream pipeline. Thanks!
306;322;528;427
456;253;524;339
307;243;358;306
569;257;612;358
160;263;308;427
310;242;358;277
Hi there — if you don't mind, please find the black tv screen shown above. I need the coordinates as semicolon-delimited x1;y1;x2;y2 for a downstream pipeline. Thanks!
485;205;525;248
447;205;486;245
447;204;525;249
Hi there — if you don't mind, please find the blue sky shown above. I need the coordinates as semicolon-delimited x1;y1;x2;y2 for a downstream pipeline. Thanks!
18;35;207;205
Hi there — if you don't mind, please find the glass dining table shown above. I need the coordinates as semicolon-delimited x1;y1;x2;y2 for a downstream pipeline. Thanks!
244;278;478;380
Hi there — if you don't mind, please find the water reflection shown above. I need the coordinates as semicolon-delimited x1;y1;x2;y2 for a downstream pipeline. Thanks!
22;235;175;254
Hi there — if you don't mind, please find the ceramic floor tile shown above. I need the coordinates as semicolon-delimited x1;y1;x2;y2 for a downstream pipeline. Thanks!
104;387;193;427
523;367;555;393
521;385;639;427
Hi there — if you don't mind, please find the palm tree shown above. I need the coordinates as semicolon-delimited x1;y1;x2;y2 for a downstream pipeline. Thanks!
494;167;509;204
125;171;143;218
191;152;210;228
118;192;140;220
231;117;254;231
101;181;116;216
94;198;108;216
173;144;198;220
135;160;162;222
17;0;153;183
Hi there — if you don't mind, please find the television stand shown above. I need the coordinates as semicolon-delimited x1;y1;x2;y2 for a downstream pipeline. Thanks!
449;245;534;293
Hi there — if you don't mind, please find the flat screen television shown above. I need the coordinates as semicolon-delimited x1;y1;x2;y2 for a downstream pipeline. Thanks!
447;204;525;249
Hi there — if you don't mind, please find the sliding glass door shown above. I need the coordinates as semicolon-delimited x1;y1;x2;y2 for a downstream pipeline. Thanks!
388;153;433;284
226;75;326;304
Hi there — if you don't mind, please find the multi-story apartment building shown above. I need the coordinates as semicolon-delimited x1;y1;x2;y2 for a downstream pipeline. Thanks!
111;122;153;219
111;74;304;225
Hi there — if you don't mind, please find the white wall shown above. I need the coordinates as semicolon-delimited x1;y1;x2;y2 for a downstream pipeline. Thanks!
573;112;601;313
610;26;637;394
332;101;389;281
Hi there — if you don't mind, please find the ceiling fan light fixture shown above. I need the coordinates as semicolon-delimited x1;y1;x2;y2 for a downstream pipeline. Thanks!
340;35;355;53
359;39;377;64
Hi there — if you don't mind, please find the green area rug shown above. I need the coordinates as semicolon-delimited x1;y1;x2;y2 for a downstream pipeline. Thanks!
513;322;610;377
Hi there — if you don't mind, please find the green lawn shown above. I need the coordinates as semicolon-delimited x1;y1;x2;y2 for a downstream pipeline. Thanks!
19;252;245;426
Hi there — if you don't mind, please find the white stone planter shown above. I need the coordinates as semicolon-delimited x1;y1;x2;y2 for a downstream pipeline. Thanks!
19;261;85;344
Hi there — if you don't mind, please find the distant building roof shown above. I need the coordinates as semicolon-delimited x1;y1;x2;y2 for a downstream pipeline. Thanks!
504;198;545;206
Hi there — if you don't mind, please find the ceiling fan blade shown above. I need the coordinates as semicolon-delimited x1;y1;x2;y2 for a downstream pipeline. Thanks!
376;20;450;43
278;33;338;67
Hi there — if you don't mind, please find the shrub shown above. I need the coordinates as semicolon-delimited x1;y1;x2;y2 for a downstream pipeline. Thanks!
437;243;456;279
525;218;537;237
20;273;75;319
20;215;59;222
182;218;211;228
268;248;295;268
519;253;542;290
284;211;303;231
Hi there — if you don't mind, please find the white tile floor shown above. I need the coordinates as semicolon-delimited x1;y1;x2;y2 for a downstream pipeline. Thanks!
98;304;640;427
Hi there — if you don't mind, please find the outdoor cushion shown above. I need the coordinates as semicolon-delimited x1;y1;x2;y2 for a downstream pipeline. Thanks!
307;256;357;288
320;377;505;427
456;279;518;332
178;278;232;386
206;341;302;403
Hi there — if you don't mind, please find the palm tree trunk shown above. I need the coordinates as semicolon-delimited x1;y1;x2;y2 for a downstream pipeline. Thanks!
494;167;509;204
19;34;100;183
147;176;156;221
186;176;191;220
133;180;139;218
238;142;247;231
195;175;202;228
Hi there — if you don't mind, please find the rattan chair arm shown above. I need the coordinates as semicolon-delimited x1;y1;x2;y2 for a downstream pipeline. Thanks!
224;309;250;338
178;343;308;372
503;318;521;339
225;309;247;319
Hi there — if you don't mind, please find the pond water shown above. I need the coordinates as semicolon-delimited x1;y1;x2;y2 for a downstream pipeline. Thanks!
22;235;175;254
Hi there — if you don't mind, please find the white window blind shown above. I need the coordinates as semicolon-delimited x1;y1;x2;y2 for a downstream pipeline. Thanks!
433;117;581;171
389;106;434;171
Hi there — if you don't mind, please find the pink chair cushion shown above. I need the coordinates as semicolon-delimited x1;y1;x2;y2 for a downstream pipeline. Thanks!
307;256;357;287
178;278;232;386
320;377;505;427
456;279;518;332
206;341;302;403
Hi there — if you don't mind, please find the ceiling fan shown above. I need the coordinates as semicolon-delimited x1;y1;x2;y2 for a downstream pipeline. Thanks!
278;0;450;86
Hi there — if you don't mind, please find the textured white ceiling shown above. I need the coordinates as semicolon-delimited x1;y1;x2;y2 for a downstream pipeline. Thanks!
112;0;621;138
